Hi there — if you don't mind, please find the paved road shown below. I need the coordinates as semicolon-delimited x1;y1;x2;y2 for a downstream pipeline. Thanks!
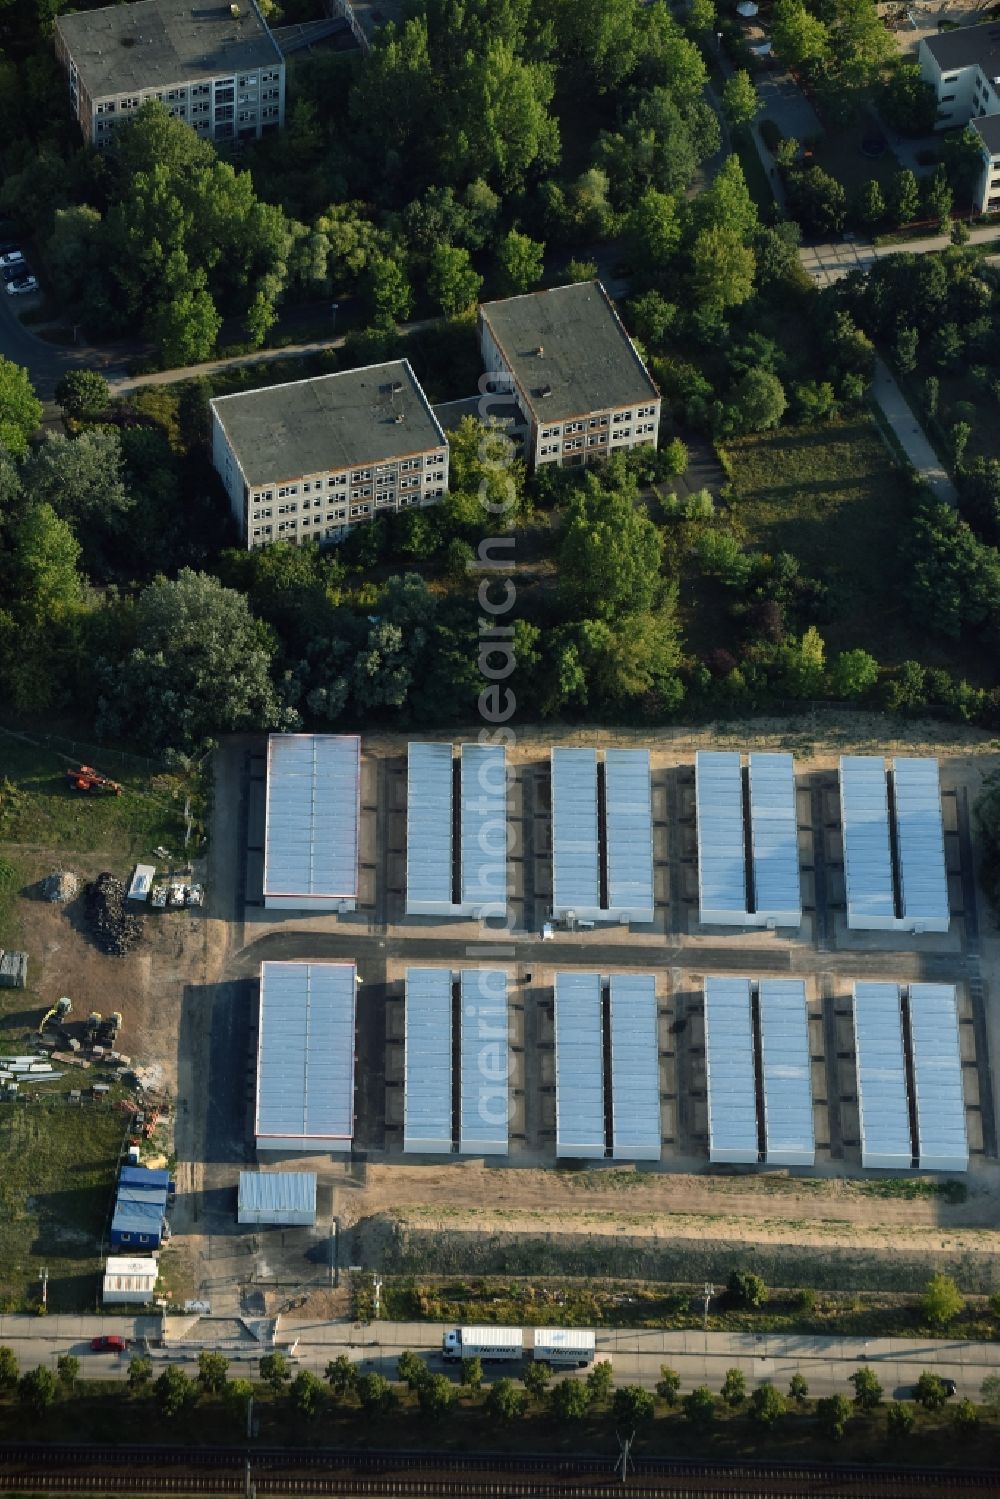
871;354;957;505
2;1314;999;1401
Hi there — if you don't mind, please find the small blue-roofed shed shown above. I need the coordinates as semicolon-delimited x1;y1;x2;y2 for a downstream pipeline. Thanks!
110;1165;170;1249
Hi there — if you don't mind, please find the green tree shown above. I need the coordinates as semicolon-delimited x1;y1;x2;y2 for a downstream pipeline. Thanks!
691;225;755;312
245;290;278;349
749;1382;785;1427
291;1369;326;1419
727;1269;767;1308
721;1368;747;1408
771;0;829;67
154;1366;196;1418
627;188;682;269
951;421;972;470
565;257;598;282
259;1351;291;1394
893;325;919;376
953;1397;979;1433
787;167;847;237
923;166;953;228
722;70;761;129
683;1385;716;1429
921;1273;964;1330
0;1348;16;1391
417;1372;456;1419
558;470;664;620
789;1373;809;1404
486;1377;527;1422
550;1378;592;1421
587;1361;614;1405
628;290;677;347
523;1360;552;1402
855;179;886;230
365;253;413;325
18;1366;57;1415
148;282;222;367
656;1366;681;1406
830;648;879;699
54;370;110;421
979;1373;1000;1416
0;357;42;457
817;1393;851;1440
197;1350;230;1394
427;243;482;317
890;168;921;227
728;369;787;433
325;1355;357;1399
849;1367;883;1411
225;1377;253;1417
886;1400;915;1438
688;0;716;32
913;1371;948;1411
397;1351;426;1391
613;1384;655;1426
127;1356;153;1394
496;230;544;294
10;503;85;627
56;1355;79;1392
461;1357;483;1393
357;1371;397;1416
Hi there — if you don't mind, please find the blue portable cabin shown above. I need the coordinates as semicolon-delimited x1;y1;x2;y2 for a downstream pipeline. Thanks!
109;1165;170;1249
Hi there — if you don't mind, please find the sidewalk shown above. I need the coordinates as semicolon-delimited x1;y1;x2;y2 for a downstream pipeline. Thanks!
871;356;957;505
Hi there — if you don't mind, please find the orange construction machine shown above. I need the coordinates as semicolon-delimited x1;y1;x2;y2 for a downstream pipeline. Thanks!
66;765;122;796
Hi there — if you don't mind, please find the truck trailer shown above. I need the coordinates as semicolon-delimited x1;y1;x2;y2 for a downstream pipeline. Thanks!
531;1328;596;1367
442;1326;524;1362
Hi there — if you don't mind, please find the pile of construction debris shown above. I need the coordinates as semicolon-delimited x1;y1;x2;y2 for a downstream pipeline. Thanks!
42;870;78;903
85;872;145;955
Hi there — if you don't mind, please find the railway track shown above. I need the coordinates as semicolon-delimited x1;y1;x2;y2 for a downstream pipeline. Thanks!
0;1445;995;1498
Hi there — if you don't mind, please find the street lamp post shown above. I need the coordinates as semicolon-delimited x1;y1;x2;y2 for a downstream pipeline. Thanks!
703;1282;715;1332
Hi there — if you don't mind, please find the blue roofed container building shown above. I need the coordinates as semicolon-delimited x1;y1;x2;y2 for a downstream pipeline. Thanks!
109;1165;171;1250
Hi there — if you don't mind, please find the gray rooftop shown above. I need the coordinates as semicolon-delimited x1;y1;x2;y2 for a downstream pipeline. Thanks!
211;359;446;487
479;281;658;425
973;113;1000;155
56;0;280;98
922;20;1000;76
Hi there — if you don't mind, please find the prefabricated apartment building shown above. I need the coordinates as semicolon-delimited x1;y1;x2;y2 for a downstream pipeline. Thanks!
250;734;966;1171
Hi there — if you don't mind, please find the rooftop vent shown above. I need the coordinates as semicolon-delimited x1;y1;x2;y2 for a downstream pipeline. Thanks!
534;345;545;357
391;380;403;393
537;384;552;399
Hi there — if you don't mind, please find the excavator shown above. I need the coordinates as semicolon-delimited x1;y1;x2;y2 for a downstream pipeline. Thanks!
66;765;122;796
38;996;72;1036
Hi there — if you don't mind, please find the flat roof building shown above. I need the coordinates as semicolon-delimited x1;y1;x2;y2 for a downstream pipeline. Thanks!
255;961;356;1153
102;1256;159;1304
478;281;660;472
237;1170;317;1225
263;733;360;912
919;23;1000;211
109;1165;170;1249
210;360;449;549
55;0;285;149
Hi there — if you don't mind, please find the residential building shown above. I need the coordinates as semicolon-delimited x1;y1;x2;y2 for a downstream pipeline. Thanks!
210;359;449;549
478;280;661;472
54;0;285;149
108;1165;171;1250
919;22;1000;211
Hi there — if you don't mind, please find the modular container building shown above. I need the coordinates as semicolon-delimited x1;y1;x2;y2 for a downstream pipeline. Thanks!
102;1256;158;1304
263;734;360;911
852;982;912;1169
703;976;758;1164
550;747;654;924
892;758;950;933
459;968;510;1156
404;742;508;918
840;756;950;933
255;961;356;1153
608;972;661;1161
695;752;747;926
550;747;601;921
405;742;455;916
237;1170;318;1226
908;983;968;1172
759;979;814;1167
748;753;801;927
403;966;453;1154
554;971;605;1159
460;743;508;916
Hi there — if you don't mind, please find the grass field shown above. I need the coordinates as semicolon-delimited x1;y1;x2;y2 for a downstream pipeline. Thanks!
719;417;925;661
0;1104;128;1312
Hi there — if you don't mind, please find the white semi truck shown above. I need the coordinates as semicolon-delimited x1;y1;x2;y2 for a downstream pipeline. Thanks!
441;1326;597;1367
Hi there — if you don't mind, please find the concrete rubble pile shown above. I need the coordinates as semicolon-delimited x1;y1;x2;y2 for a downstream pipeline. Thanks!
86;871;145;955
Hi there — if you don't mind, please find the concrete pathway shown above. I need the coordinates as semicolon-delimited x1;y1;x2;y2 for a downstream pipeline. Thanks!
799;221;1000;287
871;355;957;505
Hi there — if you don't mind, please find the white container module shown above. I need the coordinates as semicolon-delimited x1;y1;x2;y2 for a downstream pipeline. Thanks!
908;984;968;1172
759;979;814;1167
554;971;605;1159
695;752;747;925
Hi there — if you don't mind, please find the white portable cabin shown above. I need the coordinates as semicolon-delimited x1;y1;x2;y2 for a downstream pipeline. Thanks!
128;865;156;902
102;1256;158;1304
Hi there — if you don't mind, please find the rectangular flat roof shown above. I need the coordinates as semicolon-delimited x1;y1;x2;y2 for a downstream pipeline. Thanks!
894;758;949;930
263;734;359;904
554;971;605;1159
605;750;654;920
704;977;758;1164
840;756;895;928
403;967;453;1153
759;979;814;1166
406;742;454;913
479;281;658;425
973;114;1000;155
56;0;280;98
551;747;600;916
255;961;356;1147
460;743;507;909
211;359;446;488
696;752;747;922
459;969;509;1155
749;753;801;924
922;20;1000;74
237;1170;317;1219
852;982;911;1169
909;984;968;1173
609;973;660;1161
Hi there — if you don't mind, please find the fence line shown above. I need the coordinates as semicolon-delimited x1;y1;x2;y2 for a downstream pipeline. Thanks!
0;722;162;776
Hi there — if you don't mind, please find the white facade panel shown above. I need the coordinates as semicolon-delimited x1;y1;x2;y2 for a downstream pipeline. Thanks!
554;971;605;1159
759;979;814;1166
605;750;655;923
893;758;950;933
406;742;455;916
551;748;601;920
609;972;660;1161
255;962;356;1153
460;744;508;915
404;967;453;1154
696;752;748;926
102;1257;158;1304
263;734;360;910
909;983;968;1173
749;753;801;927
704;976;758;1163
852;982;912;1169
459;969;510;1156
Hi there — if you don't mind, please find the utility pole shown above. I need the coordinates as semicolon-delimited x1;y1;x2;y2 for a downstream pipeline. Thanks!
41;1267;48;1310
614;1430;634;1485
703;1281;715;1332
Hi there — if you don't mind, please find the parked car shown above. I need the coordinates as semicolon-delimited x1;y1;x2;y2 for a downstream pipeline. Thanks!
942;1378;957;1396
90;1334;129;1352
5;275;37;296
0;250;24;270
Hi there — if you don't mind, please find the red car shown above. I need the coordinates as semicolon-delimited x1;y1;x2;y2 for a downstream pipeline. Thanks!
90;1335;129;1353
